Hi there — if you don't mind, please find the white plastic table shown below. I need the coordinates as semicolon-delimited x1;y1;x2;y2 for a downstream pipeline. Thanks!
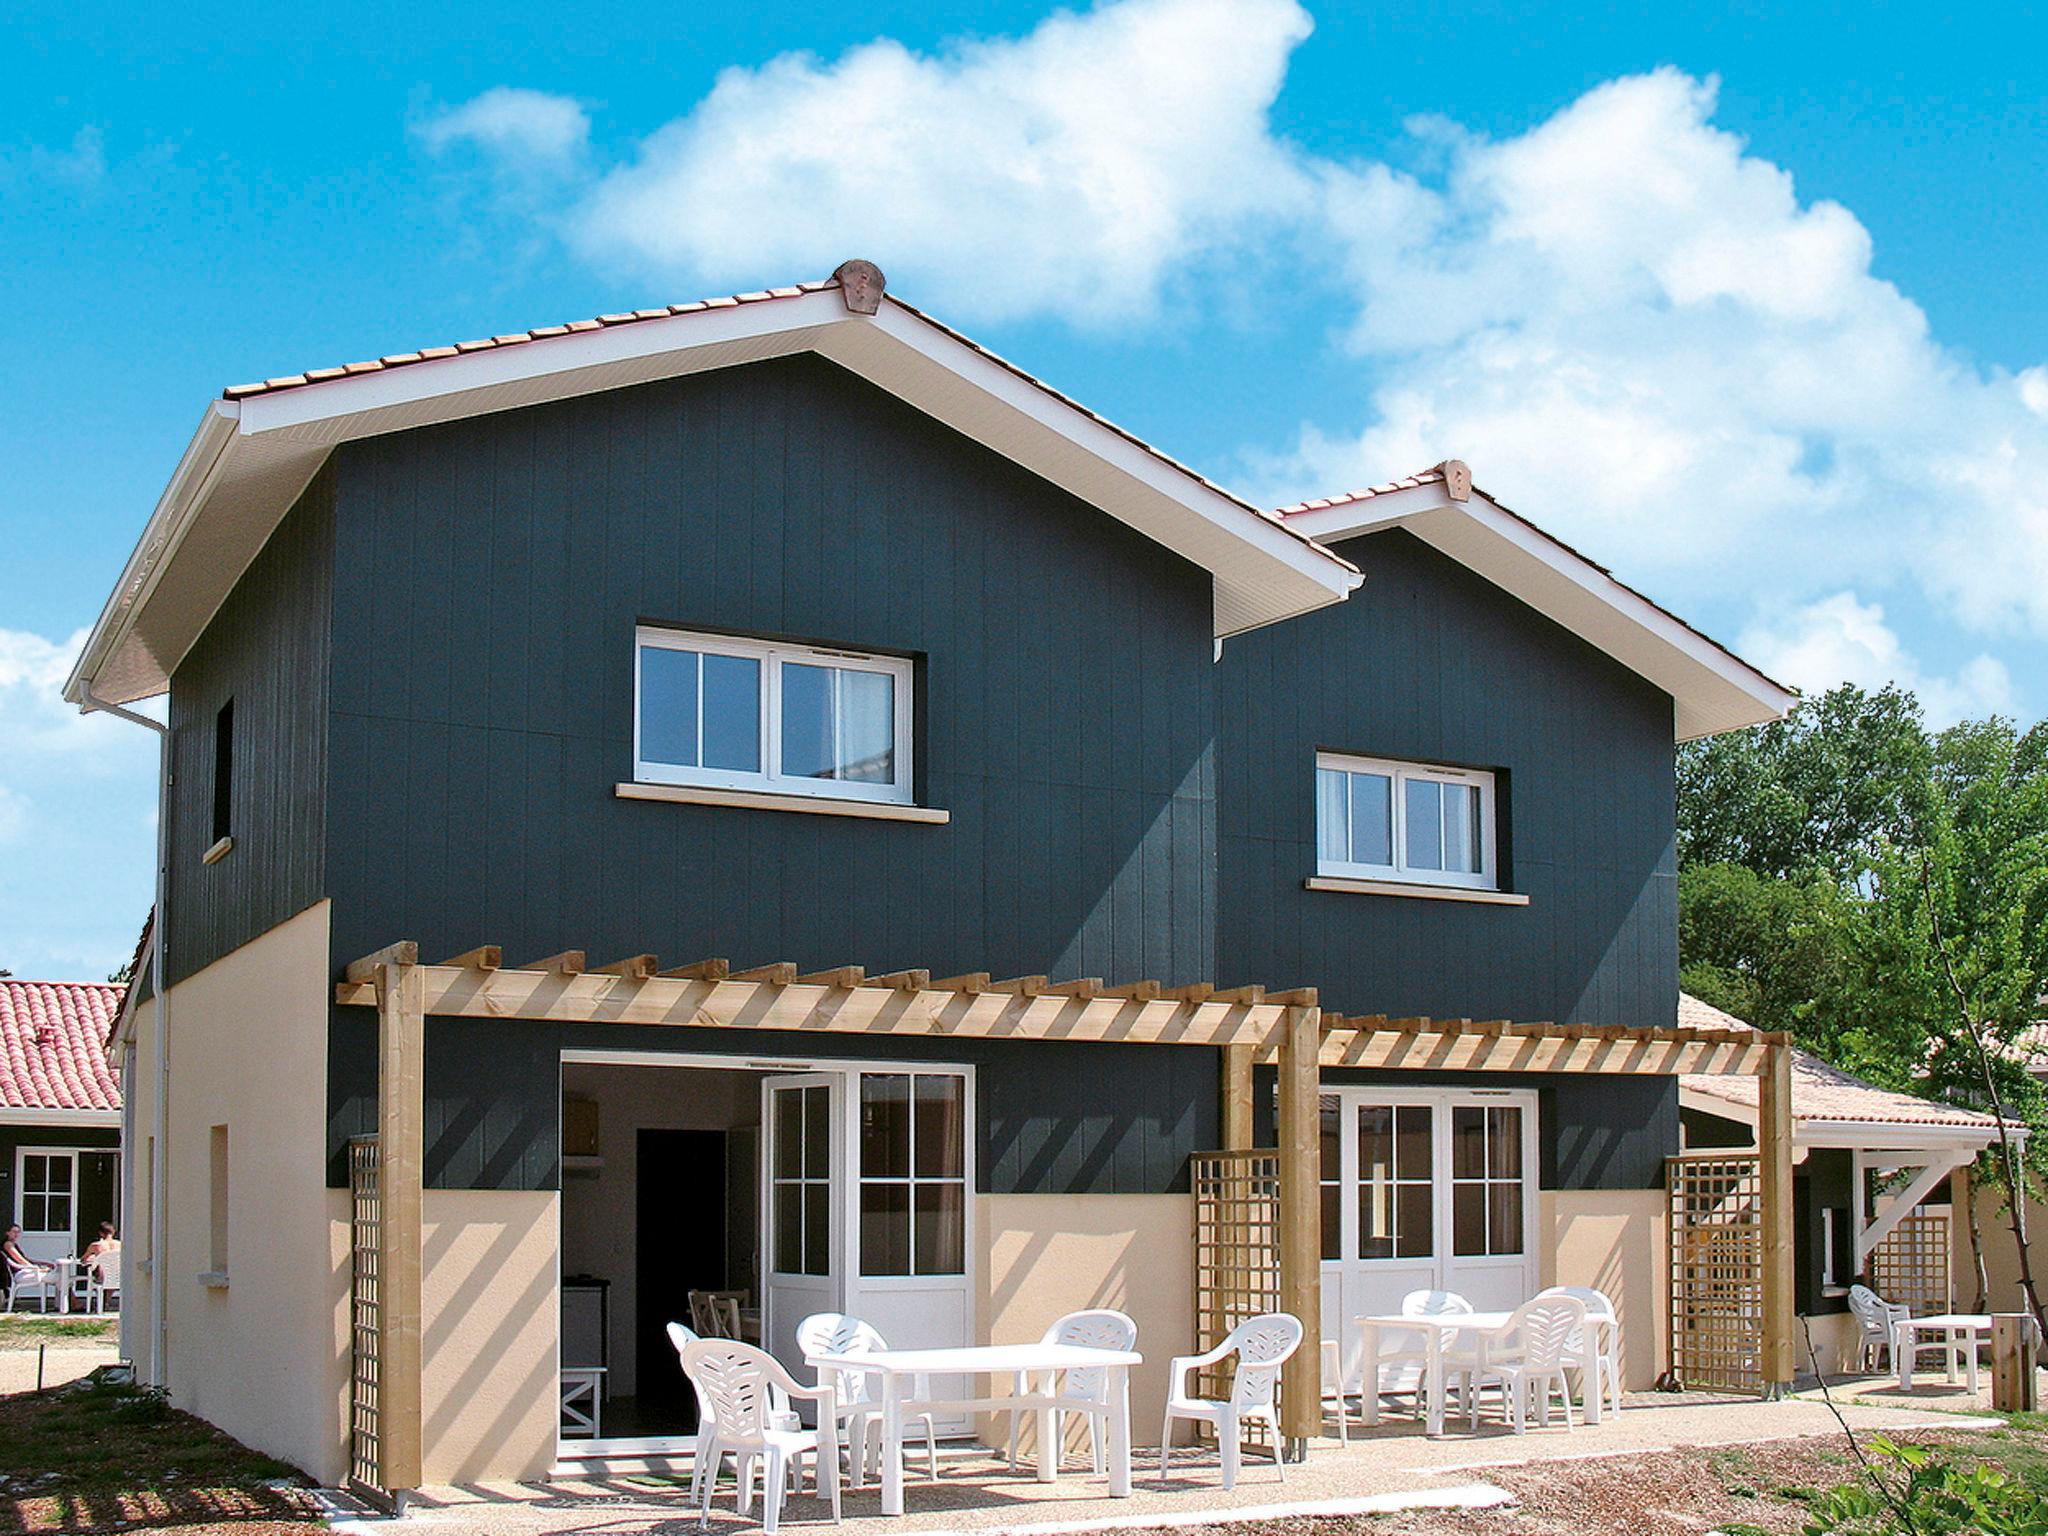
1355;1310;1612;1437
807;1341;1141;1516
1894;1314;1990;1392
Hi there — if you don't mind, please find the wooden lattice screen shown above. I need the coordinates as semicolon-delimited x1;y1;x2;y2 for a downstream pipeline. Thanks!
348;1136;389;1509
1668;1152;1765;1393
1191;1150;1283;1417
1871;1210;1952;1315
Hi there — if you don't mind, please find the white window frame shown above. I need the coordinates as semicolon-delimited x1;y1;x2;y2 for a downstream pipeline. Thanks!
1315;751;1498;891
634;626;915;806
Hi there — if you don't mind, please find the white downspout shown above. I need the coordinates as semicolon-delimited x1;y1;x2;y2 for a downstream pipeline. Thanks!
83;687;170;1388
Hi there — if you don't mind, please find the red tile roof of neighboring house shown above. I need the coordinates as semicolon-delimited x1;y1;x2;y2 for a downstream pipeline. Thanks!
0;980;124;1112
1276;465;1796;704
1678;992;1998;1132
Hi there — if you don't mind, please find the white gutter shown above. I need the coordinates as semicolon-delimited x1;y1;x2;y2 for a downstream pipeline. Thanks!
63;401;239;709
80;684;169;1387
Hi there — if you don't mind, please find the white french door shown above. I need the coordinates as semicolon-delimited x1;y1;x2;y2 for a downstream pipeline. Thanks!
762;1075;843;1372
14;1149;77;1265
1318;1087;1540;1383
759;1065;976;1432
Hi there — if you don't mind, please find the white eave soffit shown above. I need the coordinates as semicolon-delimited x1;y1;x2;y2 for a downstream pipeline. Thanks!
1283;484;1796;742
70;290;1358;707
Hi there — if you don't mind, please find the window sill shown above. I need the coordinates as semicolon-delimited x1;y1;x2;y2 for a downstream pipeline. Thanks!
615;781;950;825
202;835;234;866
1305;875;1530;906
198;1271;230;1290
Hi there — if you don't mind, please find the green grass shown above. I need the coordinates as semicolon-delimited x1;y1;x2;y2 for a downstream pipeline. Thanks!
0;1371;322;1534
0;1317;118;1347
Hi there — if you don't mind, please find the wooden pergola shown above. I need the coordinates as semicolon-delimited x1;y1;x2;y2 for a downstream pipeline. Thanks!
337;941;1795;1494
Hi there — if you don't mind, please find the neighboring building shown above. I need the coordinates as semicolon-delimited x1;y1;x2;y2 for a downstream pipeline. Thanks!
1677;992;2005;1368
72;264;1794;1487
0;979;124;1276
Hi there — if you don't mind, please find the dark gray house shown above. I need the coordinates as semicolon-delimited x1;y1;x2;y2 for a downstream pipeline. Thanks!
70;264;1792;1487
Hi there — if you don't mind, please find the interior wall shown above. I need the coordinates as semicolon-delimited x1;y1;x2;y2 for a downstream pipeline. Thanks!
558;1063;767;1397
1543;1188;1667;1389
156;900;346;1484
981;1193;1194;1450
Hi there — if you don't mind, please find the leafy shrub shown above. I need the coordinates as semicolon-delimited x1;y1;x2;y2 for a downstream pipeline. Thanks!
1803;1437;2048;1535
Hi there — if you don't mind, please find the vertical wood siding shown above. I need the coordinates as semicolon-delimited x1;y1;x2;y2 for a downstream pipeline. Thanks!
1216;528;1679;1032
165;468;334;987
319;355;1218;1195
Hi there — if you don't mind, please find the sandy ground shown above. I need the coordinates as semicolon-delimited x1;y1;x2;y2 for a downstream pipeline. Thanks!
319;1391;2004;1536
0;1337;121;1396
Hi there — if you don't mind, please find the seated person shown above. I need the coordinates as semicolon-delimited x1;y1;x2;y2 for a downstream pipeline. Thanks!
4;1223;54;1295
80;1221;120;1271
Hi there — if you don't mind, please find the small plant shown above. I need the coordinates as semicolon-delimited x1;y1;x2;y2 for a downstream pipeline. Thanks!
1803;1436;2048;1535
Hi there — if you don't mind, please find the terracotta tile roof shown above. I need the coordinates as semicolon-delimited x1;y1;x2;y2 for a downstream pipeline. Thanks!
222;283;837;400
213;274;1351;579
1678;993;1998;1132
1278;467;1791;698
0;980;124;1113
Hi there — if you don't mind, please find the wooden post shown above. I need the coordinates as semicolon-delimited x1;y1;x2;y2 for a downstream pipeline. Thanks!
1220;1044;1255;1152
1275;1005;1322;1452
1992;1314;2040;1412
1759;1040;1796;1395
377;961;425;1498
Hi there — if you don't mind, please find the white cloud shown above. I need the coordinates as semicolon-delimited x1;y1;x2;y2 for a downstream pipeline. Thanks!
1278;70;2048;645
432;0;1315;325
1738;591;2013;727
416;87;591;170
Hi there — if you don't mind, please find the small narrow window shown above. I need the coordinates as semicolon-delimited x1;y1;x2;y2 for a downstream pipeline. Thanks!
1451;1104;1526;1257
1316;752;1498;890
634;628;913;805
208;1124;229;1275
212;700;235;843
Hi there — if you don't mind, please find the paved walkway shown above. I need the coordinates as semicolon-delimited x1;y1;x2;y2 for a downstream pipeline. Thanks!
322;1392;2004;1536
0;1336;121;1396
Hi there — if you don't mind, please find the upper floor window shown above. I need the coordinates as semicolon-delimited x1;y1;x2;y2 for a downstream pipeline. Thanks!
1315;751;1497;890
634;627;913;806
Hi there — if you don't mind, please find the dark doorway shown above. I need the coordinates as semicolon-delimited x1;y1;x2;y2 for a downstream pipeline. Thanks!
636;1129;728;1426
78;1153;120;1245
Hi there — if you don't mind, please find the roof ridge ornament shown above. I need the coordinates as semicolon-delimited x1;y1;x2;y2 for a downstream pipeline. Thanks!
1437;459;1472;501
831;259;886;315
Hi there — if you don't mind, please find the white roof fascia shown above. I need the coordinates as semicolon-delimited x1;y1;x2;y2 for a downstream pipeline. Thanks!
1287;486;1798;741
0;1107;123;1129
1681;1082;2006;1154
69;291;1359;705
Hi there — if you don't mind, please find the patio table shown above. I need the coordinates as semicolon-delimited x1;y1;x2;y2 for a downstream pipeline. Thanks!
807;1341;1141;1516
1355;1310;1612;1437
1893;1313;1990;1393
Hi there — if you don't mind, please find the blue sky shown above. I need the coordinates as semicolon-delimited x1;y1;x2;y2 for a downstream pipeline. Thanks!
3;0;2046;979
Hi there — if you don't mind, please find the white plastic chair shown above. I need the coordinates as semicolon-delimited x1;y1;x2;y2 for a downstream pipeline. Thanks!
669;1322;803;1505
1005;1308;1137;1473
795;1312;938;1489
84;1252;121;1315
4;1256;57;1314
1372;1290;1472;1415
1848;1284;1910;1371
682;1338;841;1535
1537;1284;1621;1415
1159;1312;1304;1489
1459;1295;1587;1434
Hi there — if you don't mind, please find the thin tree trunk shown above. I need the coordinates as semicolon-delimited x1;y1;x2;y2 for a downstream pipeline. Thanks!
1965;1167;1990;1315
1921;860;2048;1343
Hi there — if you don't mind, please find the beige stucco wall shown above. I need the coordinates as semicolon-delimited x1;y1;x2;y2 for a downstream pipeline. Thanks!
981;1193;1194;1450
1541;1188;1667;1389
143;900;349;1485
1954;1181;2045;1318
420;1188;560;1484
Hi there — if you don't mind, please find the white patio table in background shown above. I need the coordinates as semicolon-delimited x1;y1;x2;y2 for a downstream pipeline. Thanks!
806;1341;1142;1516
1894;1314;1991;1393
1355;1310;1612;1437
